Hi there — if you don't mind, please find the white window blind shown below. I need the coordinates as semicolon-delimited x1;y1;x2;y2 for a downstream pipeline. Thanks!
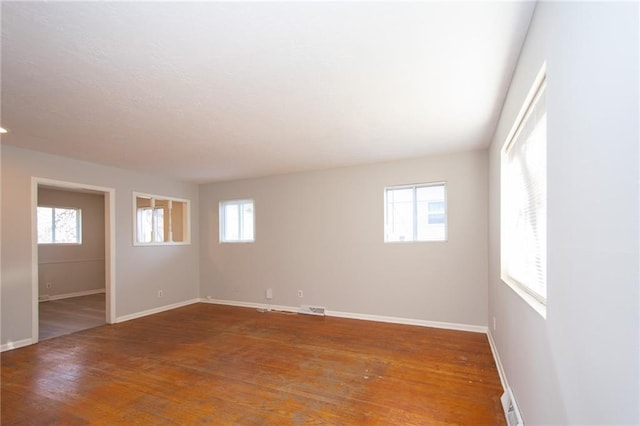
501;73;547;304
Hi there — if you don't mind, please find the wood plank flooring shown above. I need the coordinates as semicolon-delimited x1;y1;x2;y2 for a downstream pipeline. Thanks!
2;303;506;425
39;293;106;340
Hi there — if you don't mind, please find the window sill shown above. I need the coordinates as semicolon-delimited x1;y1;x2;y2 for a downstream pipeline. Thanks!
501;275;547;319
133;242;191;247
384;241;448;244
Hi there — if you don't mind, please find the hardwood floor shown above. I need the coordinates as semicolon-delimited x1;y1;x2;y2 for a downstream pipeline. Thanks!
2;304;506;425
39;293;106;340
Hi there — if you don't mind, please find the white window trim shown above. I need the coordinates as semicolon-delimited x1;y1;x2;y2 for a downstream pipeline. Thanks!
219;199;255;243
500;62;547;318
132;192;191;246
37;205;83;245
384;182;448;243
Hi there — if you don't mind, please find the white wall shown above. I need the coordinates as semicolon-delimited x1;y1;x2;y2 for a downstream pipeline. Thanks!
38;187;105;297
1;145;200;347
200;150;488;327
488;2;639;424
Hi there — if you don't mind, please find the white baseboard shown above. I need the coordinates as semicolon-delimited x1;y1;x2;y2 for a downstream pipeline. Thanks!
202;298;487;334
39;288;105;302
487;330;508;390
327;309;488;333
487;330;523;424
201;298;299;313
1;338;34;352
115;298;200;323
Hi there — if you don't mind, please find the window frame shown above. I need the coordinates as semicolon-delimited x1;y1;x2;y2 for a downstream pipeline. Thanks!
219;199;255;243
384;182;447;243
500;63;547;318
133;192;191;246
37;205;82;245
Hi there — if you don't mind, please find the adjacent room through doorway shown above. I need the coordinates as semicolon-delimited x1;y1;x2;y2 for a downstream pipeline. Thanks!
36;185;109;340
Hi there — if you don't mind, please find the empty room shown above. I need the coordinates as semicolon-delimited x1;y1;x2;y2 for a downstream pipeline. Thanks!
1;1;638;425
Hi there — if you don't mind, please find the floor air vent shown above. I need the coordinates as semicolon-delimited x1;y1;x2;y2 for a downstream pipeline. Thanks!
299;305;326;316
501;388;523;426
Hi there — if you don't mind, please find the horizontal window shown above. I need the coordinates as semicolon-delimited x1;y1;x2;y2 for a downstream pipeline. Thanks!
134;193;190;245
37;206;82;244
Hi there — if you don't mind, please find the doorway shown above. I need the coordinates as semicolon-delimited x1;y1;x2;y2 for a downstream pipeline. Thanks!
31;178;115;343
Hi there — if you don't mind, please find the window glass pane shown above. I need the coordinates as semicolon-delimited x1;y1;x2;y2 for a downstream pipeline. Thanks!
416;185;446;241
241;202;254;241
153;207;165;243
137;208;153;243
37;207;53;243
386;188;414;242
53;208;78;243
154;200;169;242
172;201;186;242
224;203;240;241
427;201;446;224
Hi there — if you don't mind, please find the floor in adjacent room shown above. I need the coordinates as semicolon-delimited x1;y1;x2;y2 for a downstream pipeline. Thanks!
39;293;106;341
4;303;505;425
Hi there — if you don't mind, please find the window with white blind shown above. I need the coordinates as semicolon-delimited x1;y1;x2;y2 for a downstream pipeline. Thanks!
501;64;547;315
220;199;254;243
385;183;447;242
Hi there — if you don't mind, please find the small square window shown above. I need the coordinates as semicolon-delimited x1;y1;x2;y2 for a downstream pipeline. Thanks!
385;183;447;242
220;199;254;243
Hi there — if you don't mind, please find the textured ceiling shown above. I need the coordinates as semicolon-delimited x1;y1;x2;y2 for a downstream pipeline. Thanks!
1;1;535;183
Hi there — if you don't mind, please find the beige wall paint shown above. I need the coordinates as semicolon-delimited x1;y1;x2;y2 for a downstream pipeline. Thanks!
488;2;639;424
1;145;200;347
38;187;105;297
200;150;488;327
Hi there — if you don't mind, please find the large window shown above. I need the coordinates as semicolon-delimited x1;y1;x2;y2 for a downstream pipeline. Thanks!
385;183;447;242
220;199;254;243
501;64;547;313
37;206;82;244
134;193;190;245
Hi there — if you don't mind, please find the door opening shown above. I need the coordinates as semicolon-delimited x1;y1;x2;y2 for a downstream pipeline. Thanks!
31;178;115;343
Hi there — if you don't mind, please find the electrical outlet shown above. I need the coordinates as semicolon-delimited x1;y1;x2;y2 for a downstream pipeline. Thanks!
46;282;52;289
297;290;304;298
157;290;164;298
493;316;497;331
266;288;273;299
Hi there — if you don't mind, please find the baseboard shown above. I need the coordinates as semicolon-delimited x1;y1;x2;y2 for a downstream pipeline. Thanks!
201;298;298;313
487;330;508;390
202;298;487;334
487;330;525;424
327;309;488;333
115;298;200;323
1;338;34;352
39;288;105;302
